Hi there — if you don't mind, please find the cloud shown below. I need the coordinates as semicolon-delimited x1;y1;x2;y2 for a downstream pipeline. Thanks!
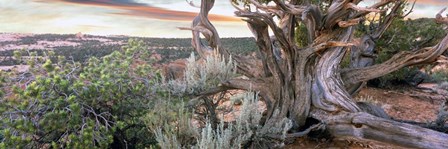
416;0;447;5
363;0;447;5
11;0;443;38
59;0;145;6
44;0;240;22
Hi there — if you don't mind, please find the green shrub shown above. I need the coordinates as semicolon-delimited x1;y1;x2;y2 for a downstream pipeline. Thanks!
153;91;292;148
156;53;292;148
147;101;197;148
0;39;163;148
432;68;448;82
372;18;447;87
165;52;237;96
354;96;379;105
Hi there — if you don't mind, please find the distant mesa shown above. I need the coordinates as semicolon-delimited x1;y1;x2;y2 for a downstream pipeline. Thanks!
76;32;84;39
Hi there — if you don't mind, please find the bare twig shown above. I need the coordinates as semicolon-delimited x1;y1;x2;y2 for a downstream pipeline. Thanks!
402;0;416;18
338;18;362;28
346;3;383;13
186;0;200;8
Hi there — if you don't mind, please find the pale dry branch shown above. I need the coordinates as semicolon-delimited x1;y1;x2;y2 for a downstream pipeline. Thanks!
338;18;361;28
436;8;448;25
402;0;416;17
352;0;396;19
186;0;200;8
312;111;448;149
346;3;383;13
314;41;356;53
272;0;306;15
371;1;404;39
247;0;280;14
235;11;291;50
343;33;448;85
324;0;351;29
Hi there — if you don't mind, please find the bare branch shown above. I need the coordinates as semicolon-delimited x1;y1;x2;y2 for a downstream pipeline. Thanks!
230;0;245;12
221;78;270;95
323;0;351;29
268;123;324;139
247;0;280;14
184;0;266;78
352;0;396;19
234;55;265;78
188;0;225;58
343;33;448;85
235;11;291;51
245;18;283;79
402;0;416;18
338;18;361;28
371;1;404;39
272;0;306;15
186;0;200;8
436;8;448;25
301;5;322;44
314;41;356;53
346;3;383;13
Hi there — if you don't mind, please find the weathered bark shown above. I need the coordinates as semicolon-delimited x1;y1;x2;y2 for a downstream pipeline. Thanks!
312;111;448;149
184;0;448;148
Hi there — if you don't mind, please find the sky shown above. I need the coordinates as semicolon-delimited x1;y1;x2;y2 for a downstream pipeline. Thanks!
0;0;447;38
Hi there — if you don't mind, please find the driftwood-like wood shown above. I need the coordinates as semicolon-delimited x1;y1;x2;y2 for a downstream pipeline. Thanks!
184;0;448;148
312;111;448;149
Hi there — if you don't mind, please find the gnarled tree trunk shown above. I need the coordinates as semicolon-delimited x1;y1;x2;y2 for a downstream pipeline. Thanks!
184;0;448;148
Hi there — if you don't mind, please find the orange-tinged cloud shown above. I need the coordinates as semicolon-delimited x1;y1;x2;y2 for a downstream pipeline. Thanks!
415;0;447;5
363;0;447;5
47;0;241;22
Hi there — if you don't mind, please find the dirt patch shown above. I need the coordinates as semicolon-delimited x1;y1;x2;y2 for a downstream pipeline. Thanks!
0;33;32;43
358;87;444;122
0;65;30;73
286;137;408;149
